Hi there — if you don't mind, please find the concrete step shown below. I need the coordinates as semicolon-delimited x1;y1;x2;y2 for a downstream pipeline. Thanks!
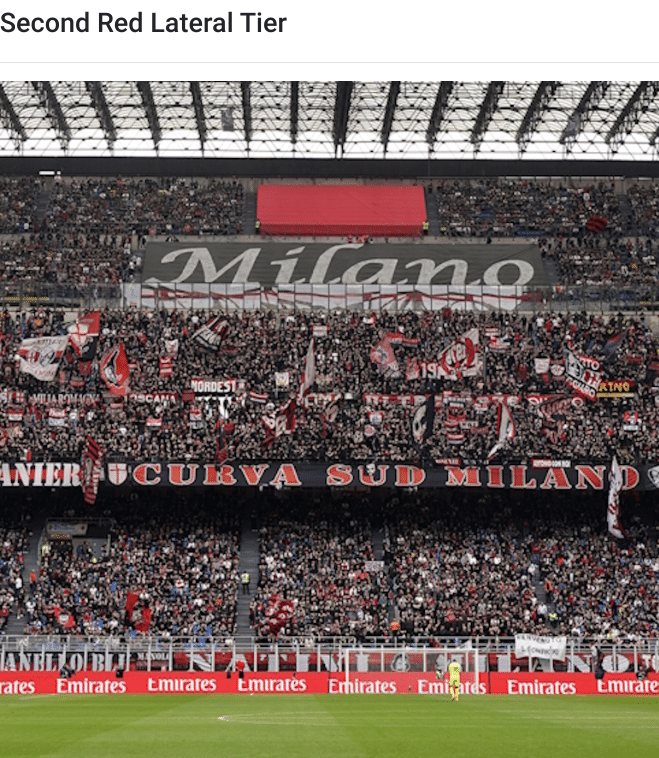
4;515;47;636
235;513;260;636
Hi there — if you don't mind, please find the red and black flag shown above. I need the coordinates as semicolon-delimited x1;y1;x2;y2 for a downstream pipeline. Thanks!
125;591;152;632
192;316;229;351
586;214;608;233
68;311;101;360
81;435;103;505
100;343;130;397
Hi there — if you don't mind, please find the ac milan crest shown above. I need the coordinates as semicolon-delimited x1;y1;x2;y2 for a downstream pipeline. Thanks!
107;462;129;486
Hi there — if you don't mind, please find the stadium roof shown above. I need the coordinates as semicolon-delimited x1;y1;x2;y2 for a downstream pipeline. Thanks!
2;81;659;161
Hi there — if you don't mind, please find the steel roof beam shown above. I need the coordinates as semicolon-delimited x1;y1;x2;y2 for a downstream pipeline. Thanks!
333;81;353;156
516;81;560;153
85;81;116;148
471;81;505;153
241;81;252;148
381;81;400;154
290;81;299;145
606;82;659;153
137;81;161;149
32;81;70;148
190;82;207;150
0;83;26;147
426;82;454;147
560;81;609;150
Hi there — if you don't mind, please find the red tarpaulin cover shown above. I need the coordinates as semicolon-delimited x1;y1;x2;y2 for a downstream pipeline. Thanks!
257;185;426;237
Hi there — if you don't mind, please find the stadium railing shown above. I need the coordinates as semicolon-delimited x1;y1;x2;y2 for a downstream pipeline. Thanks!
1;280;658;313
1;635;657;676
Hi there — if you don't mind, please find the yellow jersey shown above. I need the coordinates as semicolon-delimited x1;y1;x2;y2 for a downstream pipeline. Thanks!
448;662;461;679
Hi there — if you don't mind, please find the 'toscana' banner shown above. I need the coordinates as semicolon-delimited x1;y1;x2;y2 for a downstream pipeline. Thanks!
5;461;659;490
1;672;658;696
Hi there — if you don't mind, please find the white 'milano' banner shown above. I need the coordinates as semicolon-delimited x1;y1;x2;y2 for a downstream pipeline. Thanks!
515;634;567;660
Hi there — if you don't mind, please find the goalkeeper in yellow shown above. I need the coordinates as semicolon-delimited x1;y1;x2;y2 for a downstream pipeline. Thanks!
436;659;461;701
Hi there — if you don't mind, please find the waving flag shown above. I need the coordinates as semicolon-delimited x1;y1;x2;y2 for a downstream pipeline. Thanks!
412;393;435;444
262;399;297;447
192;316;228;351
81;435;103;505
68;311;100;360
100;343;130;397
298;338;316;399
264;594;295;635
125;591;152;632
437;328;481;380
18;335;70;381
405;357;420;381
565;348;601;401
607;456;627;539
487;402;515;460
370;336;400;378
587;214;608;233
52;606;75;630
159;355;173;378
603;333;624;360
132;607;152;632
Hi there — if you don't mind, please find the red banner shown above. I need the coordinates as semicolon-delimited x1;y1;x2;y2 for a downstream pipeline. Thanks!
0;671;658;696
0;672;329;695
489;672;659;696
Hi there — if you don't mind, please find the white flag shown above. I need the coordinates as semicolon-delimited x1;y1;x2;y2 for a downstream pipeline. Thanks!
487;402;515;461
607;456;626;539
18;336;70;382
298;338;316;399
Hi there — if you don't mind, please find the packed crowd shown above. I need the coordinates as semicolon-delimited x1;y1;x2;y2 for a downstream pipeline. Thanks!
251;494;387;639
627;183;659;239
0;525;28;631
0;306;657;464
5;174;659;297
22;492;240;638
4;486;657;644
384;490;659;642
432;179;626;238
545;235;659;290
0;177;43;234
385;492;542;639
0;236;140;287
41;176;244;237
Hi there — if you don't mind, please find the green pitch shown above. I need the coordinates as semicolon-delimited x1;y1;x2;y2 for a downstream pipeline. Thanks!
1;694;658;758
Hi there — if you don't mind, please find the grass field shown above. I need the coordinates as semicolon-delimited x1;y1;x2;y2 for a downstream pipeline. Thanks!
1;694;658;758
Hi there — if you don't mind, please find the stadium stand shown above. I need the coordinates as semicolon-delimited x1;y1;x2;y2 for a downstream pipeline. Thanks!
25;491;240;638
2;101;659;658
0;306;657;465
0;524;28;632
44;176;244;237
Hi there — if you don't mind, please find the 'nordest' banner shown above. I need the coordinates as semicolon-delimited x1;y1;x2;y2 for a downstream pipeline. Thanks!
1;671;658;696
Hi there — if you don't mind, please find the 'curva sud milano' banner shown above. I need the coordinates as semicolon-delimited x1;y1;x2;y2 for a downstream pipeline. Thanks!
5;461;659;490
